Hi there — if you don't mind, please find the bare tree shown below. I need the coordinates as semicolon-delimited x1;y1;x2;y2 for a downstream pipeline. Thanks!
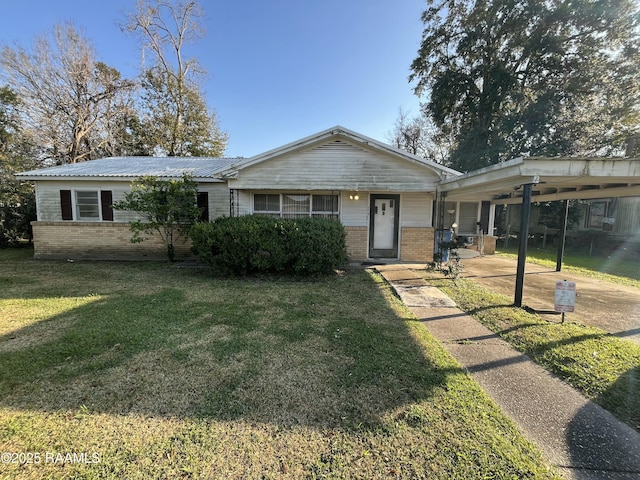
1;22;136;164
387;107;453;166
123;0;227;156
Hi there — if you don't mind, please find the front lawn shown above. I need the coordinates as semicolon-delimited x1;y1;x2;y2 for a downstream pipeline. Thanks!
0;252;558;479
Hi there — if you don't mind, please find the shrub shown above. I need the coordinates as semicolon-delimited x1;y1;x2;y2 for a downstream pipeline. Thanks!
113;174;202;261
191;215;348;275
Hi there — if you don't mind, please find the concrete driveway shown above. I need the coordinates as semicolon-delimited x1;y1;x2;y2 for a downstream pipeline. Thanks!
459;254;640;345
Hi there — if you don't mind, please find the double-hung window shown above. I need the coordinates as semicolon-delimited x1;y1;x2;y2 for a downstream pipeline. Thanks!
60;190;113;221
253;194;281;217
76;191;100;220
253;193;339;219
312;195;339;219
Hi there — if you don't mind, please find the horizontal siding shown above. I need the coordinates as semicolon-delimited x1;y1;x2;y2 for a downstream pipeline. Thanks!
35;179;230;222
458;201;480;234
36;182;62;221
205;183;230;220
235;190;434;229
613;197;640;235
35;180;136;222
341;192;369;227
342;192;434;228
236;191;252;216
229;140;441;192
401;192;433;227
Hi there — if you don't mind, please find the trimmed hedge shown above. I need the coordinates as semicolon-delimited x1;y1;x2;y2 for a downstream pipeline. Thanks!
191;215;348;275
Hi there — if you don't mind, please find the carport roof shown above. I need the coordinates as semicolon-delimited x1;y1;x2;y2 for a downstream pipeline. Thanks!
439;156;640;203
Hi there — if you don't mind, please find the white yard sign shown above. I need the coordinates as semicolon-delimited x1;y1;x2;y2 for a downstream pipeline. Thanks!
554;280;576;313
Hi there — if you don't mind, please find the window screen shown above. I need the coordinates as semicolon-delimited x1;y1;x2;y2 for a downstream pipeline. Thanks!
76;191;100;219
312;195;339;219
282;194;310;218
254;194;280;213
253;193;339;219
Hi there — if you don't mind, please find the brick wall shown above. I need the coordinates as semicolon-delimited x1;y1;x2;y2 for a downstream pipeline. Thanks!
31;222;445;263
346;226;435;263
482;235;497;255
463;235;497;255
344;226;368;262
31;222;194;260
400;227;435;263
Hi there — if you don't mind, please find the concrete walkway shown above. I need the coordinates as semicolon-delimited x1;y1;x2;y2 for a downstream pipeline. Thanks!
375;264;640;480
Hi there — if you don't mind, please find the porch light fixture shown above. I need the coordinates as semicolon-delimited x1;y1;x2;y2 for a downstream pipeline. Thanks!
349;193;360;200
447;208;456;228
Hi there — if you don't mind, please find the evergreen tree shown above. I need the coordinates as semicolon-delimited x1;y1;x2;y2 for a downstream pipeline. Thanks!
0;86;37;245
410;0;640;171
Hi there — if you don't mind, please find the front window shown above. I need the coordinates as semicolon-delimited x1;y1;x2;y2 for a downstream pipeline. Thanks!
76;191;100;220
312;195;339;219
254;194;280;217
253;193;339;219
282;194;310;218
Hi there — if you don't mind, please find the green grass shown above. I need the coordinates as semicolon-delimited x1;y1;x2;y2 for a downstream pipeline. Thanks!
497;246;640;288
0;251;559;479
429;275;640;433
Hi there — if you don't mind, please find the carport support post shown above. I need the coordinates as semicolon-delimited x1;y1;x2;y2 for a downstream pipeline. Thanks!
556;200;569;272
514;183;533;307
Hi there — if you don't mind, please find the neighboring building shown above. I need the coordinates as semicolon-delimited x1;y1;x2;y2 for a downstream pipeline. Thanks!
583;197;640;239
19;126;496;262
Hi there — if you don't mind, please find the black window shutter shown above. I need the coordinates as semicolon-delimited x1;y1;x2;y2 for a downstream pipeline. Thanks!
60;190;73;220
101;191;114;221
197;192;209;221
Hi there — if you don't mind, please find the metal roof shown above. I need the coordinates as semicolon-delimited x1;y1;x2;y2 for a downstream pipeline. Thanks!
15;127;463;183
16;157;238;180
439;156;640;203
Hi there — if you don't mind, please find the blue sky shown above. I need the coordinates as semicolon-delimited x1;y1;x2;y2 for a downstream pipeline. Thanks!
0;0;427;157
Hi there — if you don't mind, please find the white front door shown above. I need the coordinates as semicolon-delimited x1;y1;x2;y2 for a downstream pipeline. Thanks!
373;199;395;249
369;195;399;258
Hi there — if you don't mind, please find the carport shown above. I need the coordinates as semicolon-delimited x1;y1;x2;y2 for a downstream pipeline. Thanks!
438;156;640;306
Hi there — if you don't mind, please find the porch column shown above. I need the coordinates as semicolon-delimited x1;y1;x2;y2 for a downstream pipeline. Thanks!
514;183;533;307
556;200;569;272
